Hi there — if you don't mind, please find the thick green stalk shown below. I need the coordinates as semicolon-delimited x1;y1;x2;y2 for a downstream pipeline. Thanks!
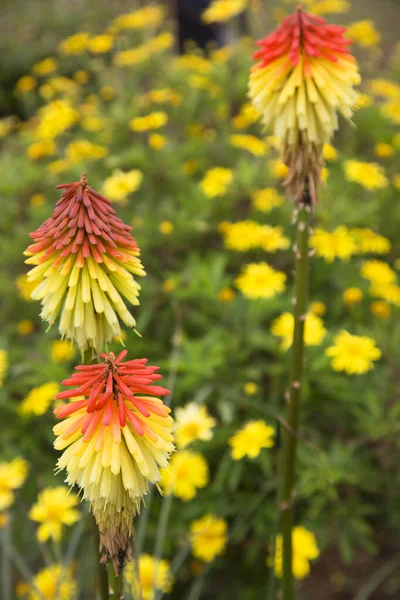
278;201;311;600
92;511;109;600
107;563;124;599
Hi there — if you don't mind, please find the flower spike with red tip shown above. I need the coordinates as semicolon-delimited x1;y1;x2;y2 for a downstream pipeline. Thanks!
24;174;146;353
249;6;360;204
53;350;174;571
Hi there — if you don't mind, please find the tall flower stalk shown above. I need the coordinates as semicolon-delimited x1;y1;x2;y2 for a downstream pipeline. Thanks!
249;7;360;598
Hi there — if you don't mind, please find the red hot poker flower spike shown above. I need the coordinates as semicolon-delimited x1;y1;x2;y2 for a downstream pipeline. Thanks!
53;350;174;570
24;174;146;353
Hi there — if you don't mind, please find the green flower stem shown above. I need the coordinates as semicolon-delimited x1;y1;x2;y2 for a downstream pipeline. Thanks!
107;562;124;599
1;517;12;600
279;201;311;600
153;493;174;600
92;515;109;600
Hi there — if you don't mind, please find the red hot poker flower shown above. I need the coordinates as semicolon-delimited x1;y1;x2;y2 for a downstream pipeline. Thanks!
24;174;145;353
249;8;360;203
53;350;174;569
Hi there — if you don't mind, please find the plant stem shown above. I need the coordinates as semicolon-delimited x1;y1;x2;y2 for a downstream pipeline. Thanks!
1;517;12;600
91;488;109;600
153;493;174;600
107;562;124;599
278;201;311;600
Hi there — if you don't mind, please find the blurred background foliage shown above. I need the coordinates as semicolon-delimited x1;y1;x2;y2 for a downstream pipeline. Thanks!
1;0;400;599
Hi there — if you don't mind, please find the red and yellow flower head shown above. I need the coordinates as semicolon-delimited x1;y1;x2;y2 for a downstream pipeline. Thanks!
24;174;145;353
249;7;360;204
53;350;174;570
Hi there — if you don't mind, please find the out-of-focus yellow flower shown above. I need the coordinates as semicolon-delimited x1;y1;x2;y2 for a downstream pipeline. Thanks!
26;564;76;600
243;382;258;395
33;58;58;76
222;220;290;253
310;227;356;263
360;260;396;287
149;133;166;149
0;350;8;388
100;86;115;100
125;554;173;600
252;188;284;213
102;169;143;204
0;116;17;137
381;102;400;125
51;340;74;363
270;160;289;179
211;46;233;64
350;228;391;255
370;300;391;319
73;70;89;84
162;279;176;293
27;141;56;161
113;6;165;29
182;159;198;175
0;458;28;511
271;526;319;579
88;35;114;54
346;20;381;47
326;331;381;375
229;420;275;460
343;287;363;306
140;88;182;106
174;403;216;449
232;103;260;129
35;100;79;140
323;144;338;161
114;46;148;67
344;160;388;190
66;139;107;163
190;515;228;562
159;221;174;235
271;312;326;351
58;33;89;55
369;79;400;100
29;487;80;542
46;159;69;175
175;54;211;74
235;262;286;299
220;220;259;251
374;284;400;307
0;514;8;528
82;117;105;132
375;143;394;158
218;287;235;302
130;112;168;132
16;274;36;302
309;0;350;15
310;301;326;316
160;451;209;501
18;382;59;417
17;320;34;335
15;75;37;94
200;167;233;197
202;0;247;23
393;174;400;190
30;193;46;208
230;134;266;156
